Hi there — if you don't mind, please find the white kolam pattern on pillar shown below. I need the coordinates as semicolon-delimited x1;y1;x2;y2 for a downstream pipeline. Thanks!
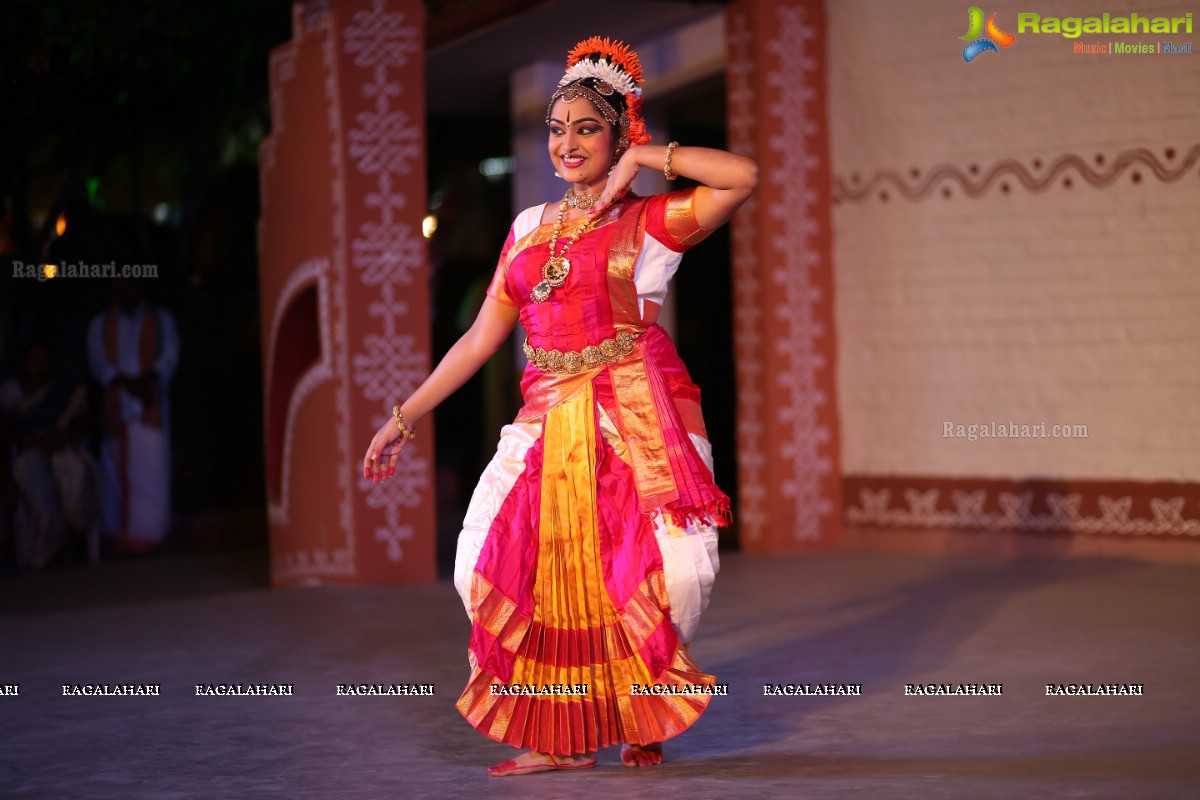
342;0;431;563
728;1;837;545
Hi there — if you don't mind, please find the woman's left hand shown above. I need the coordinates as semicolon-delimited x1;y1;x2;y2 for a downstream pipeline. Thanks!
591;149;640;218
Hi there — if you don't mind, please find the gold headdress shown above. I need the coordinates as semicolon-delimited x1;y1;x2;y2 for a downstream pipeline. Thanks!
546;36;651;157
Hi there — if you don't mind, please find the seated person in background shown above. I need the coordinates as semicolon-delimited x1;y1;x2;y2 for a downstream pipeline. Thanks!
0;341;99;568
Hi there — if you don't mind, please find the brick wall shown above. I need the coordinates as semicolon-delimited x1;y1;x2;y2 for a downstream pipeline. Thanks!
828;0;1200;483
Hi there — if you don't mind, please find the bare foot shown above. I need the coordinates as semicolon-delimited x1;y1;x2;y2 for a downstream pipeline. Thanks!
620;742;664;768
488;750;596;777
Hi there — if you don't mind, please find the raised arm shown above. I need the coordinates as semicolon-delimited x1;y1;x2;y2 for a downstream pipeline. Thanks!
596;144;759;229
363;295;519;481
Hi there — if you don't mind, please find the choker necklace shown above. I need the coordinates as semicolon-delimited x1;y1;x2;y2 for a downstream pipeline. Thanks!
564;191;597;211
531;190;595;304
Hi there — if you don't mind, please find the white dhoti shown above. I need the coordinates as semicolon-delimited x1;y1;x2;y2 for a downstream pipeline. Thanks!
87;303;178;545
97;421;171;543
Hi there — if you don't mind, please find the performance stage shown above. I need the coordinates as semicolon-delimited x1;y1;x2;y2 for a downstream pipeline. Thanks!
2;543;1197;799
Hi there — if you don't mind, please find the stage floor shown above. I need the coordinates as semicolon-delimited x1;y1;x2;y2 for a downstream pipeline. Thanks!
2;545;1198;799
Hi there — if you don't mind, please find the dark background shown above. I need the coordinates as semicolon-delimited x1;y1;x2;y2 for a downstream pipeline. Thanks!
0;0;737;576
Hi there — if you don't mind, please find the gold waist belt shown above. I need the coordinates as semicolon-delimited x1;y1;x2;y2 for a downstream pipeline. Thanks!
523;330;641;375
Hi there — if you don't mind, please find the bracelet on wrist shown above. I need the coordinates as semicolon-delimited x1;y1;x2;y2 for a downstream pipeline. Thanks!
392;405;416;440
663;141;679;181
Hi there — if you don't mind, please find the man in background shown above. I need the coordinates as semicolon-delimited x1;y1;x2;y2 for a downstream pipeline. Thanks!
86;278;179;552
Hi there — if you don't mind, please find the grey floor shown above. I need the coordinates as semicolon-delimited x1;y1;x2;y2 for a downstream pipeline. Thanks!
2;544;1198;800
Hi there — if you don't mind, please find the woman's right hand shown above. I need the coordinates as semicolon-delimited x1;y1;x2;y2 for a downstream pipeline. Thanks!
362;419;406;483
355;297;519;485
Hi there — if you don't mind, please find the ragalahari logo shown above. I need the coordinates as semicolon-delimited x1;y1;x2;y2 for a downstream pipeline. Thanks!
960;6;1016;61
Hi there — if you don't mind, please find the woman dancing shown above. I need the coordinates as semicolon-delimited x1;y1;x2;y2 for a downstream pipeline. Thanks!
362;36;757;776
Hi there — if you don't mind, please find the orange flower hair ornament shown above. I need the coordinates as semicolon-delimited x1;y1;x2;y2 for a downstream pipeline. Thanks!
564;36;643;92
547;36;652;155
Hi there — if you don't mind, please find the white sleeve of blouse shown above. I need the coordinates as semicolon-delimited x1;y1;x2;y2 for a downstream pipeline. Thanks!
632;233;685;317
512;204;546;241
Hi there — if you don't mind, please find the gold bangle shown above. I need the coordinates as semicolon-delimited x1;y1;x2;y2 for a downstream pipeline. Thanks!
663;141;679;181
392;405;416;440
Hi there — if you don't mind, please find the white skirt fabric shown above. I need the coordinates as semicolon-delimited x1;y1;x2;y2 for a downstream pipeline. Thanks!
453;407;720;643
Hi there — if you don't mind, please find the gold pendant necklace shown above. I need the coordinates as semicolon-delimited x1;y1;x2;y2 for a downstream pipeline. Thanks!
531;190;594;304
564;191;596;210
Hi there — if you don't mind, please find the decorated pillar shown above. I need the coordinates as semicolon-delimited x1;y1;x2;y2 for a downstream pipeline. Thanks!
726;0;841;551
258;0;434;585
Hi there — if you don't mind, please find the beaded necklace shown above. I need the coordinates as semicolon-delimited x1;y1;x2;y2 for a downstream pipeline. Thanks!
530;189;596;304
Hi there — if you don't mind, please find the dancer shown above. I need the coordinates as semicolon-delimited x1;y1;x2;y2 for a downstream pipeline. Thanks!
362;37;756;775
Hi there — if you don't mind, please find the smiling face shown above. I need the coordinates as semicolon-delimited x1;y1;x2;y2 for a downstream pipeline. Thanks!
547;97;616;191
